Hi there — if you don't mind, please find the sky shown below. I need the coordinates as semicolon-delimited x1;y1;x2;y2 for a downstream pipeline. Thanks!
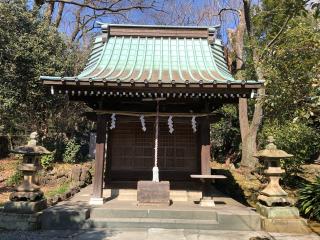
28;0;244;44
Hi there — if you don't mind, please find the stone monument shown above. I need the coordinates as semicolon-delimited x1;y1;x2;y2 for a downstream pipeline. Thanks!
4;132;50;214
255;136;310;233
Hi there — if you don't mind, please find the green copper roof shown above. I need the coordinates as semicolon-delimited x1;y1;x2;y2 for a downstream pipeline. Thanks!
75;36;234;84
41;24;262;87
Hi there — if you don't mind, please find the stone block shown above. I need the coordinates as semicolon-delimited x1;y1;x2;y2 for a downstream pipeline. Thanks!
0;211;41;230
256;203;299;219
261;216;311;233
137;181;170;205
3;199;47;214
41;205;90;230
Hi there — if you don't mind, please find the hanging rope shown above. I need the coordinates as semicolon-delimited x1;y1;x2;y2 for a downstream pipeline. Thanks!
152;100;160;182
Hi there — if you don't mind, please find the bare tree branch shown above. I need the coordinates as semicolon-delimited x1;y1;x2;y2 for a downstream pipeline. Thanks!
266;15;292;47
45;2;55;21
54;2;65;28
45;0;157;12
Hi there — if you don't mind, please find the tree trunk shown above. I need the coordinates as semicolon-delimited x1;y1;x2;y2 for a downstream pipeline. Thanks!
239;98;256;168
237;1;265;169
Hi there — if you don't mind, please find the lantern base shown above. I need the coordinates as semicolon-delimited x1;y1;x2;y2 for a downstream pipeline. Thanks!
258;194;291;207
9;190;44;202
256;202;299;219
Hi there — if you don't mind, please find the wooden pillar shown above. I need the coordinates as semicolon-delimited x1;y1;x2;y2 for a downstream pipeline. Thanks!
89;114;107;205
200;116;211;175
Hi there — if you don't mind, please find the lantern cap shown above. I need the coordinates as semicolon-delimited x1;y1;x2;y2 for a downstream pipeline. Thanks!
254;136;293;158
11;132;51;155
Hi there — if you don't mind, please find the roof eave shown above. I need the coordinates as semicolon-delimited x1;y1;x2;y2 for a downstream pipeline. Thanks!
41;77;264;89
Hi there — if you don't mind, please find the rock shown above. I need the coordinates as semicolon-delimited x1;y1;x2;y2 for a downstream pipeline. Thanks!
70;186;80;195
80;168;92;185
51;196;59;205
71;167;82;182
56;170;68;179
48;169;56;175
56;194;62;202
56;176;68;184
79;180;86;187
61;191;71;201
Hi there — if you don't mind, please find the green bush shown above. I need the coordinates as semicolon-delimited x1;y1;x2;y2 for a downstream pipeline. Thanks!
41;153;55;169
42;135;66;162
5;170;23;187
260;120;320;177
63;138;81;163
45;181;70;198
298;176;320;221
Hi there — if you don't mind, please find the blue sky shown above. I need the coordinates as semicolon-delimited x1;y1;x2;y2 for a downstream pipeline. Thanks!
28;0;243;44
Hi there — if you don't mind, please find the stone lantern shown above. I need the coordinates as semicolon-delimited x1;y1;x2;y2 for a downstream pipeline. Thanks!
4;132;50;213
255;136;310;233
255;136;293;207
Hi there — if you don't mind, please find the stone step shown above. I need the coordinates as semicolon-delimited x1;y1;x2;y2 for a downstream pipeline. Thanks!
103;189;202;201
88;208;261;231
40;202;261;231
90;208;217;220
41;205;90;230
84;217;219;230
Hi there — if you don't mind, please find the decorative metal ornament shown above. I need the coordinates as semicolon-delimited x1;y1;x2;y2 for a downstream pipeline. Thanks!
140;115;146;132
110;113;116;129
191;116;197;133
168;116;174;134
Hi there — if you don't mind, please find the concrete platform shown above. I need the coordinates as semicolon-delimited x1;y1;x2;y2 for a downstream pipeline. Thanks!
41;184;261;231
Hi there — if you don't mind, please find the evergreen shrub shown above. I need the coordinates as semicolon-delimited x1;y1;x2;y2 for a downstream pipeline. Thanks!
299;176;320;221
63;138;81;163
41;152;55;169
260;120;320;177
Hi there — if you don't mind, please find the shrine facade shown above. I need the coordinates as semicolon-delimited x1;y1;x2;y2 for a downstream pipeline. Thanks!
41;24;263;204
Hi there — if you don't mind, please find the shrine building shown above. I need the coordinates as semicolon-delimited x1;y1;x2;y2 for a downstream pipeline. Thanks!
41;24;263;205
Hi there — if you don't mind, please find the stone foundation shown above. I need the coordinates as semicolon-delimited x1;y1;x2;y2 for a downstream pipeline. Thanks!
256;203;299;219
4;199;47;214
261;216;311;233
256;203;311;233
0;211;41;230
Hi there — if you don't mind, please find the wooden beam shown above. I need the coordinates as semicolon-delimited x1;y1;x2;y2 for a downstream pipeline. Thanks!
91;114;107;204
200;117;211;175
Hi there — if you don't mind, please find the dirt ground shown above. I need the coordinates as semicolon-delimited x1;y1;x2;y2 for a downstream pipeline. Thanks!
0;157;18;205
0;156;92;205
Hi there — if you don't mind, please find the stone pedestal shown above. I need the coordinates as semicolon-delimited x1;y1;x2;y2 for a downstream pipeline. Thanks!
256;203;310;233
4;199;47;214
137;181;170;205
256;203;299;219
190;174;227;207
200;179;216;207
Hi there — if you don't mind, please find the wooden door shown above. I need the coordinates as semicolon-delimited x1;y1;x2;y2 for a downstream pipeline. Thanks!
108;119;199;181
